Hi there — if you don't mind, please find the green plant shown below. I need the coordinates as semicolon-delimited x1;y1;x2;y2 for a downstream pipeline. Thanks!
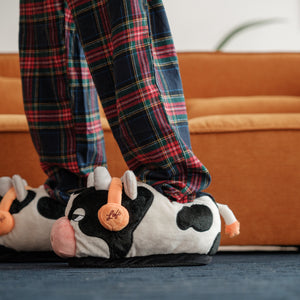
215;18;284;51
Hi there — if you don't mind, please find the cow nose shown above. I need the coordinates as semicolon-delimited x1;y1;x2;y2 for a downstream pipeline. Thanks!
51;217;76;258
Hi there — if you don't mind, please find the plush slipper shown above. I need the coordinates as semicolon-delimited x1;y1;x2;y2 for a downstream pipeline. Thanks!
51;167;240;268
0;175;66;261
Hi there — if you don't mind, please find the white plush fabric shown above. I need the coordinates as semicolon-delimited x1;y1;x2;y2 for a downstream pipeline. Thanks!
94;166;111;191
126;183;220;257
0;177;12;196
73;220;110;258
217;204;237;225
121;170;137;200
12;175;28;202
0;177;56;251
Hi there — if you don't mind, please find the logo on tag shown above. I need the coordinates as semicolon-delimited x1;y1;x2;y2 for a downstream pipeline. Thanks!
106;209;121;221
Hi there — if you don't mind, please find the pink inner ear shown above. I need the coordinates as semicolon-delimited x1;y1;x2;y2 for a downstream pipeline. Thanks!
50;217;76;258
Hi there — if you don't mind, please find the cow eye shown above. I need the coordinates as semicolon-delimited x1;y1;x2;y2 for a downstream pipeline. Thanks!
71;208;85;222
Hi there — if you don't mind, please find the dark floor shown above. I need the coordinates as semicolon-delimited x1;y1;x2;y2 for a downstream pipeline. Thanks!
0;252;299;300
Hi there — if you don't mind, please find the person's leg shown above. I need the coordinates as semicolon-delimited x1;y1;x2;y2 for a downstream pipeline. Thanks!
19;0;106;203
0;0;108;254
66;0;211;203
50;0;241;264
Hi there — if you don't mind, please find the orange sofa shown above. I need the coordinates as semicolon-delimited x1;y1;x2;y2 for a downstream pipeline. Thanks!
1;52;300;247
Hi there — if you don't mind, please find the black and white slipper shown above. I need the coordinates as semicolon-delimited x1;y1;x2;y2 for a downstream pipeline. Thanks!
0;175;65;261
51;167;239;268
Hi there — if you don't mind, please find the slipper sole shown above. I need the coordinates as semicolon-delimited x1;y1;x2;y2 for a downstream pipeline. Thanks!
68;253;212;268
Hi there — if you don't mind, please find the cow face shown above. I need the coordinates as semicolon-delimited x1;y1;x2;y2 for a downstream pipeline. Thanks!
0;175;65;251
51;167;221;259
51;167;154;258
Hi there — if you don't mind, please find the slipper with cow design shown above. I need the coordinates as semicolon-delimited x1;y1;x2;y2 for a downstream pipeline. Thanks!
0;175;66;262
51;167;240;268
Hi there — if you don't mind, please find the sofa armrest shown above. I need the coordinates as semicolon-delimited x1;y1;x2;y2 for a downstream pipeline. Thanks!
0;76;24;114
0;54;20;78
189;114;300;246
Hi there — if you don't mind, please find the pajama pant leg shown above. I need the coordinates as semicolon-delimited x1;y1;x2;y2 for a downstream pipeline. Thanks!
19;0;106;202
66;0;211;203
20;0;211;203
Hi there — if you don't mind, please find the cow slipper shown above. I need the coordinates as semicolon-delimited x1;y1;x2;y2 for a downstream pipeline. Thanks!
50;167;240;268
0;175;66;261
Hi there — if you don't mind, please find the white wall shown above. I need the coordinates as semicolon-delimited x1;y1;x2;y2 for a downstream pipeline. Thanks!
1;0;300;53
164;0;300;52
0;0;19;53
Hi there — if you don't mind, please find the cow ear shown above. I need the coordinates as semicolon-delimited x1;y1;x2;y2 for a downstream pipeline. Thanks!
12;175;28;202
122;170;137;200
0;177;13;197
94;167;112;191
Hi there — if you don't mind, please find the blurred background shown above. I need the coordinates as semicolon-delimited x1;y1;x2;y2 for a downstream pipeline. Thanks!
0;0;300;52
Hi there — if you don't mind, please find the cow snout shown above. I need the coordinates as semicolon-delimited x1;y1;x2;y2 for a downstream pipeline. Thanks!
50;217;76;258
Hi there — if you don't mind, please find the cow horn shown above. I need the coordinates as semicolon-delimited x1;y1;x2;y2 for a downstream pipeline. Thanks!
94;167;112;191
87;172;94;188
12;175;28;202
0;177;13;197
121;170;137;200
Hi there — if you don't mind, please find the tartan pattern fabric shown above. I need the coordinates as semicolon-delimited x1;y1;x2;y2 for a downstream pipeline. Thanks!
19;0;106;201
19;0;211;203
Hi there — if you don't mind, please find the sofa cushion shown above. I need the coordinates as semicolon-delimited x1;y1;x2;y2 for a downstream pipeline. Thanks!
0;115;29;132
186;96;300;119
188;113;300;133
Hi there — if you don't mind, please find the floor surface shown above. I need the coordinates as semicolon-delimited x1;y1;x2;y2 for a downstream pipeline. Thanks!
0;252;299;300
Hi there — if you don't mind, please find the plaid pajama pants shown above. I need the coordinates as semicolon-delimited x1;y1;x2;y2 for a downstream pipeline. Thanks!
19;0;211;203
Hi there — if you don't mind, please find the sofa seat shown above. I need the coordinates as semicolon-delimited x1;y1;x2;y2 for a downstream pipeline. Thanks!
2;98;299;246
